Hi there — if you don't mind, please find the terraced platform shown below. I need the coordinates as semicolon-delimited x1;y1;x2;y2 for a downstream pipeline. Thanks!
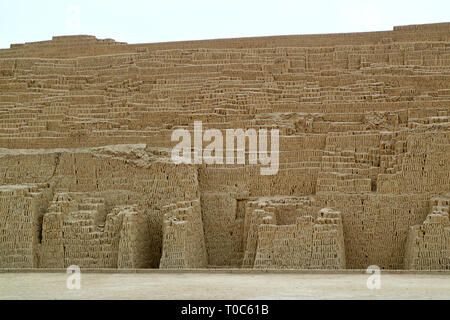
0;23;449;271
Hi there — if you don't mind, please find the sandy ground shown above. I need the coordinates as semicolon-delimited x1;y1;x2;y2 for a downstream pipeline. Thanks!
0;272;449;300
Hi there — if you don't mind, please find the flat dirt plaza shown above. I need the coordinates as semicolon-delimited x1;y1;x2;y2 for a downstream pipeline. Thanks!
0;271;449;299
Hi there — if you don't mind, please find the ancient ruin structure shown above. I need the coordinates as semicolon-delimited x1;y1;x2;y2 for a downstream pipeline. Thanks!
0;23;449;270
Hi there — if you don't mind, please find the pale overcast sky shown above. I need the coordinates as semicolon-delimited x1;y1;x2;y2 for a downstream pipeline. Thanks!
0;0;449;49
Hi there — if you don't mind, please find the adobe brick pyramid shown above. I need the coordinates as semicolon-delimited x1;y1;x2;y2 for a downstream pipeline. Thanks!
0;23;449;270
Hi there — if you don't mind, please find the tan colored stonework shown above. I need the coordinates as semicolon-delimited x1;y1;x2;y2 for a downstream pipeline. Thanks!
0;23;449;270
405;195;450;270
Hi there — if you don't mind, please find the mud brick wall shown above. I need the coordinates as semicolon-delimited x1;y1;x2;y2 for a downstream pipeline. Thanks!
59;196;112;268
0;146;199;268
199;165;318;198
315;193;430;269
117;205;153;268
39;194;153;268
404;196;450;270
242;208;277;268
378;132;450;194
198;167;318;267
200;192;243;266
310;208;346;269
1;23;450;269
253;219;312;269
242;196;316;268
253;208;345;269
39;192;118;268
159;199;207;268
0;183;52;268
